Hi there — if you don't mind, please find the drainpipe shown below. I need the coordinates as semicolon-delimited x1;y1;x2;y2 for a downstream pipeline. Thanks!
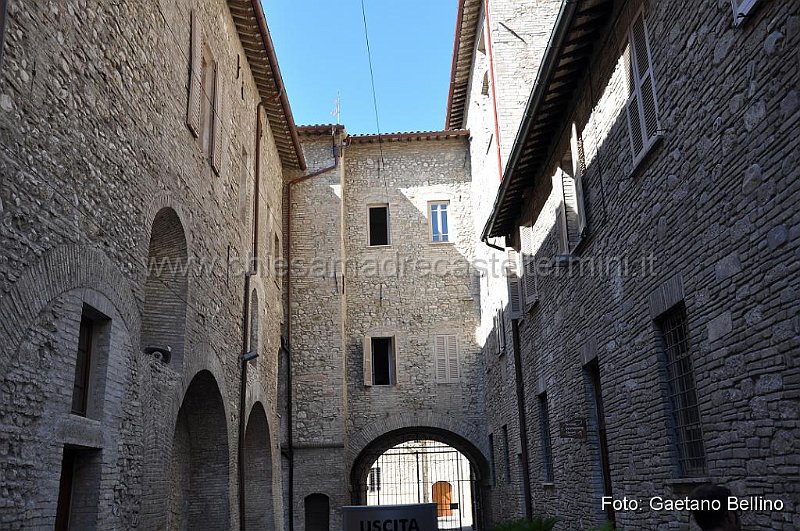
239;103;264;531
484;0;504;182
511;320;533;519
284;127;342;531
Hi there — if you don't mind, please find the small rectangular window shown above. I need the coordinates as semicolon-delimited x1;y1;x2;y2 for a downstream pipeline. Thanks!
539;392;554;482
56;447;101;530
658;304;706;477
371;337;395;386
200;49;217;160
430;201;450;243
368;205;390;246
71;317;93;416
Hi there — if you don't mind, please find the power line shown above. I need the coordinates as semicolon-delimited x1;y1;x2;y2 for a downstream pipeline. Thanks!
360;0;389;197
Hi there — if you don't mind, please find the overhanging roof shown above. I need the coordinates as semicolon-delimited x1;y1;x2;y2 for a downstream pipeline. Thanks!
228;0;306;170
445;0;483;130
349;130;471;144
483;0;614;240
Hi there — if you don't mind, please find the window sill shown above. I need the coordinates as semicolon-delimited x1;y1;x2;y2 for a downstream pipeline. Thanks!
525;300;539;314
366;244;392;250
542;482;556;489
664;477;711;486
629;133;665;180
429;240;453;246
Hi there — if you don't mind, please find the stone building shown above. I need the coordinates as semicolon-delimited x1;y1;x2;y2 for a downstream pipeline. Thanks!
0;0;300;528
479;0;799;529
1;0;798;529
285;126;489;529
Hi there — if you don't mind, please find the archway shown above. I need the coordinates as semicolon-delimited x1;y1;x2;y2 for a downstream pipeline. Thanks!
351;428;490;530
244;402;274;529
166;370;230;529
141;207;188;368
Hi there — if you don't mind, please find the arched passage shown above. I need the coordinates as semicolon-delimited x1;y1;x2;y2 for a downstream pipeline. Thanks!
351;428;490;530
244;402;274;529
141;207;188;368
167;370;230;529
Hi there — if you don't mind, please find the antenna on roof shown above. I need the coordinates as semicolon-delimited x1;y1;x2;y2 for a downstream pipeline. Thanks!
331;90;341;125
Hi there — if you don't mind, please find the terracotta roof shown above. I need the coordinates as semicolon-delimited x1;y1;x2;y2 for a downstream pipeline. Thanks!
348;130;471;144
297;124;346;136
445;0;483;130
227;0;306;170
483;0;615;240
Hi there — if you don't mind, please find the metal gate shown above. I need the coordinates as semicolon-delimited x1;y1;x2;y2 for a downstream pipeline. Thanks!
364;440;476;530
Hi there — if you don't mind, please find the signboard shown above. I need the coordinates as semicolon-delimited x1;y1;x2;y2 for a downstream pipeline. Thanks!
343;503;438;531
558;418;587;439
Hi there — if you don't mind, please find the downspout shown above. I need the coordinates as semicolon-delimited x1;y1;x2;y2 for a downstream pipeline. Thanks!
239;103;263;531
511;320;533;519
284;128;341;531
484;0;504;182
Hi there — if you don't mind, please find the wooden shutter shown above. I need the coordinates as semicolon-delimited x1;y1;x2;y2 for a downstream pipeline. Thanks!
186;10;201;137
506;250;524;319
521;225;539;307
625;10;660;164
570;123;587;236
435;335;448;383
211;65;223;173
363;336;373;386
560;169;580;250
446;336;459;381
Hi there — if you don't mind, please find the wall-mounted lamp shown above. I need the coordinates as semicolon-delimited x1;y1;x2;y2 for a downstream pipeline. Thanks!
144;346;172;364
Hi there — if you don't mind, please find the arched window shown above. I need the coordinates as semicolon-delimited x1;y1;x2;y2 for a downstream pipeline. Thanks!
305;493;330;531
432;481;453;517
141;208;188;368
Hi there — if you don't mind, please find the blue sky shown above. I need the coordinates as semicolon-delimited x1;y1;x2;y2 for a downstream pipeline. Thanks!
262;0;458;134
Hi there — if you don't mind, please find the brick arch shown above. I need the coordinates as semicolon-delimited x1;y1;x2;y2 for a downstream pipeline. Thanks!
140;193;193;256
141;207;189;369
166;369;231;529
0;244;139;365
244;401;275;530
348;412;491;500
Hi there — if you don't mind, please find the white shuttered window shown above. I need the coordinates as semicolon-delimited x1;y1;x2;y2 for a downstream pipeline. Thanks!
435;335;460;383
624;9;661;166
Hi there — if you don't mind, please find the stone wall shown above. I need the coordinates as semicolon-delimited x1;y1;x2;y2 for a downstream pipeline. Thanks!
0;0;288;528
497;0;800;529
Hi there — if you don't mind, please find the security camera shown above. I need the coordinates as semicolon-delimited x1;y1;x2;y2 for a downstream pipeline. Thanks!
144;346;172;364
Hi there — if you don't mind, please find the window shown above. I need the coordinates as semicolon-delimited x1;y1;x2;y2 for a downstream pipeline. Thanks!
272;234;280;277
624;10;661;166
434;334;460;383
368;467;381;493
429;201;450;243
481;72;490;96
494;308;506;355
488;433;496;485
432;481;453;517
539;392;554;482
368;205;390;246
71;306;110;418
586;359;615;524
186;10;222;172
363;336;396;386
72;317;93;416
556;124;588;254
502;425;511;483
200;48;217;160
519;225;539;309
657;304;706;477
506;249;524;319
731;0;761;26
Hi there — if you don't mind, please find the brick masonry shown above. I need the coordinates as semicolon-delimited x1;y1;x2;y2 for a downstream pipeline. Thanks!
0;0;287;528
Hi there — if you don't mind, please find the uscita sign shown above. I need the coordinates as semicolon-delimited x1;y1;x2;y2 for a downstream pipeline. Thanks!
342;504;438;531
